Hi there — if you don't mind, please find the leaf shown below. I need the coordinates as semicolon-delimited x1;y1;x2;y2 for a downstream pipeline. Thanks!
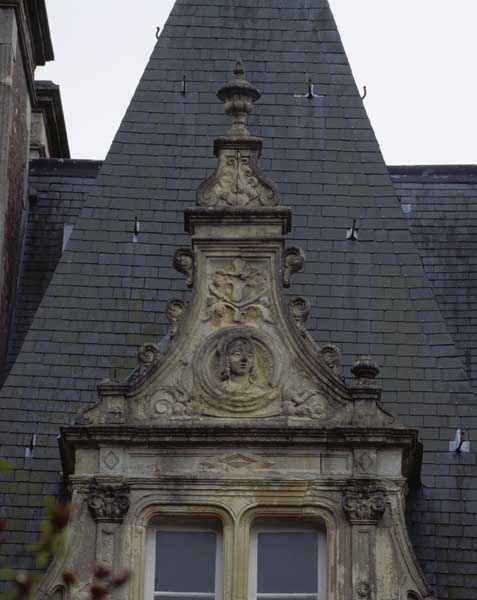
0;567;16;580
36;551;49;567
0;459;12;471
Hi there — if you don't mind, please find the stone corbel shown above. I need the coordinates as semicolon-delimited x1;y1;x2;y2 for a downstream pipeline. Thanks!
343;481;387;600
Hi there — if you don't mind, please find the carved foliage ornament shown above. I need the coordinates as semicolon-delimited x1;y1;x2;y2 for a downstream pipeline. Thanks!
174;248;194;287
128;342;161;384
342;482;387;523
198;149;278;209
355;581;372;598
87;482;130;523
289;297;311;337
167;299;188;338
283;247;305;288
205;258;272;325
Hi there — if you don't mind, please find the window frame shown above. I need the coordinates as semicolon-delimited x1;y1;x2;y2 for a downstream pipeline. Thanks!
145;522;224;600
248;524;327;600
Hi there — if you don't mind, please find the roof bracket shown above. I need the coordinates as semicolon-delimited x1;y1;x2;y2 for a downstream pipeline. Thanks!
294;78;322;100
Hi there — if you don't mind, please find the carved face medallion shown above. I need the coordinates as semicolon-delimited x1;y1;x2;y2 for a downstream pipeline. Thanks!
194;327;282;417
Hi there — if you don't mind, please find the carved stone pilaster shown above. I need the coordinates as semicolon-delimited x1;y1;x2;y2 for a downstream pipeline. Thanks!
87;482;130;523
342;482;387;523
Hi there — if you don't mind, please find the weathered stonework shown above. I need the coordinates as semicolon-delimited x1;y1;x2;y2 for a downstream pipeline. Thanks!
87;482;130;523
40;66;437;600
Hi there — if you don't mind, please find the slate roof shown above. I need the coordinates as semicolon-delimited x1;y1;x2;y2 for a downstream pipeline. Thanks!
391;166;477;396
5;159;102;380
1;1;477;595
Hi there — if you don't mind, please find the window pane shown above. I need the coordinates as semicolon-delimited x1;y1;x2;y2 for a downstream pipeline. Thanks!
257;532;318;594
155;531;217;593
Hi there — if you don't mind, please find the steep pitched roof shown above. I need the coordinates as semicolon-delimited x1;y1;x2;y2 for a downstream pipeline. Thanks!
1;1;476;594
391;165;477;393
5;159;101;380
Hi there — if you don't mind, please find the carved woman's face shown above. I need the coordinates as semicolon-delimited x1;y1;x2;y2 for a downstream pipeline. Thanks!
228;339;255;377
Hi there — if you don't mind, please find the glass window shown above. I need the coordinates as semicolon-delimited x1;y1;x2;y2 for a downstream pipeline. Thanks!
249;527;326;600
146;526;222;600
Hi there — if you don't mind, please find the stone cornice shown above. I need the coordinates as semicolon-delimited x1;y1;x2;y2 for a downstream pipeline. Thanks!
34;81;70;158
60;424;420;477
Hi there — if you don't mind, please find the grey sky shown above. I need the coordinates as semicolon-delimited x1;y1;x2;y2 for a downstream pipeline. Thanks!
38;0;477;165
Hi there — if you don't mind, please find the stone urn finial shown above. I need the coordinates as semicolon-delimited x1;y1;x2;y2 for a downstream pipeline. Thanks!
351;356;379;384
217;61;261;136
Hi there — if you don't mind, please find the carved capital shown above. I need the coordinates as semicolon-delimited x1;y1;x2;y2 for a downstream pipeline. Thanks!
87;482;130;523
174;248;194;287
342;482;386;523
283;247;305;287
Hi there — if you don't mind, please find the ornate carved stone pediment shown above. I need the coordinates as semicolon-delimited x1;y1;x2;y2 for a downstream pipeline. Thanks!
77;64;399;431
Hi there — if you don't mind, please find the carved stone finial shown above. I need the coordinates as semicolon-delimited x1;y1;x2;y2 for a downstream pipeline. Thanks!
87;482;130;523
283;247;305;288
342;482;386;523
351;356;379;383
217;62;261;136
174;248;194;287
196;64;279;209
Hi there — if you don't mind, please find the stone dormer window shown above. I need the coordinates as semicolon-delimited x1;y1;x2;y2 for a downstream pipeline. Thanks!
52;65;432;600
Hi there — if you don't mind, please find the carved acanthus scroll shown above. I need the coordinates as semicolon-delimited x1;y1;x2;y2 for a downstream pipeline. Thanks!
166;299;188;338
174;248;194;287
87;482;130;523
128;342;162;384
289;297;311;337
283;247;305;287
342;482;387;523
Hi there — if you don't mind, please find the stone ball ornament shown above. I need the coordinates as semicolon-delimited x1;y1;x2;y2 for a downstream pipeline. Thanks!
194;326;282;416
